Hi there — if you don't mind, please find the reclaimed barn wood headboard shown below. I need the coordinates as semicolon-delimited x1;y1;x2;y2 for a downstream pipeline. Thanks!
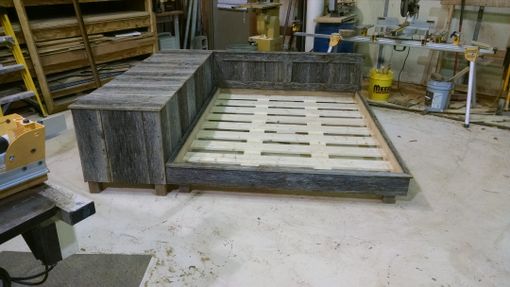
214;51;362;91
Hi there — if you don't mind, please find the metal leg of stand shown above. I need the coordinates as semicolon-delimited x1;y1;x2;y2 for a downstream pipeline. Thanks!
472;61;477;107
465;60;476;128
173;15;181;49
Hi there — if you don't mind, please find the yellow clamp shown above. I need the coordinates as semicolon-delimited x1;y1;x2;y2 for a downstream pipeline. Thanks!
329;33;342;48
453;35;460;45
464;46;480;62
291;22;301;33
450;31;461;46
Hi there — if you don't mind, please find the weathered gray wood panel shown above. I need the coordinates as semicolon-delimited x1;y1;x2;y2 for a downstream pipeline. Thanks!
71;110;111;183
97;110;166;185
214;51;363;92
163;54;218;162
142;112;166;184
70;50;213;112
71;51;215;186
101;111;151;184
166;164;411;196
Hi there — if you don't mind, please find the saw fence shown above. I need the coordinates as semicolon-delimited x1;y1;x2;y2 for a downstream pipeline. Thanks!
70;50;411;202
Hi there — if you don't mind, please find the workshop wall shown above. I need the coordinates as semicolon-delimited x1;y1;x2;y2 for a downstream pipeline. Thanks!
355;0;510;90
279;0;510;93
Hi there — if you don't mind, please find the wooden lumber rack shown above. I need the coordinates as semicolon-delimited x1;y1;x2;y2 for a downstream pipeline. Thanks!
70;51;412;203
0;0;157;114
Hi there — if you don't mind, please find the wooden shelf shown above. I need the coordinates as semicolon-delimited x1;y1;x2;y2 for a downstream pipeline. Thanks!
40;34;154;74
2;11;151;43
0;0;121;7
0;0;157;114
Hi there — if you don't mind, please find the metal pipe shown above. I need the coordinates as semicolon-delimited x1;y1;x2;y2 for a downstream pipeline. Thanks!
305;0;323;51
464;60;476;127
293;33;494;54
473;6;485;41
184;0;193;49
190;0;198;49
454;0;466;74
328;0;335;13
376;0;391;69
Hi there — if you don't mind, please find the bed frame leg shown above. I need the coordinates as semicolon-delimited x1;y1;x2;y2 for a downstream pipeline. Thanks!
382;195;396;204
178;185;191;193
154;184;170;196
88;182;104;194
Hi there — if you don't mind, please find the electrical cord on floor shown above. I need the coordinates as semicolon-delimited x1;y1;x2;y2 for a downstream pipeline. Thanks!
396;47;411;97
0;264;56;286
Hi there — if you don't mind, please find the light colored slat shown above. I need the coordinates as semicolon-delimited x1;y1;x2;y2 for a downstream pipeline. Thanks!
218;93;356;103
196;130;377;146
201;121;371;136
211;106;363;118
206;113;367;126
184;152;391;171
191;140;383;158
177;90;398;172
215;99;359;110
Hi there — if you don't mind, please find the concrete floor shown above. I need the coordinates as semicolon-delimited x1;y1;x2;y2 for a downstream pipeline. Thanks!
1;108;510;286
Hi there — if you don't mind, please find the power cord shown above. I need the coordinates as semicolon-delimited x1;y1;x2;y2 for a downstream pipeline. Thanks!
0;264;56;286
396;47;411;97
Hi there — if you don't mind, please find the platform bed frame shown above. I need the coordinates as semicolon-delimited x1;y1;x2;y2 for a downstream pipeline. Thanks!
70;50;411;203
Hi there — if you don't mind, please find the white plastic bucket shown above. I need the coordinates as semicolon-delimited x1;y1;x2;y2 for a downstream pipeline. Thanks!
426;80;454;112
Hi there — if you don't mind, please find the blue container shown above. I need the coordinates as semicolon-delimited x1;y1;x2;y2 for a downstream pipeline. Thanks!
426;80;454;112
313;22;355;53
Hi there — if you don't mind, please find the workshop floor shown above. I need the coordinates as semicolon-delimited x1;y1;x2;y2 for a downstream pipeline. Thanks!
1;108;509;287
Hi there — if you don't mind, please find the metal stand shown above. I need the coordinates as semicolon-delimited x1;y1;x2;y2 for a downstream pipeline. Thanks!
465;60;475;127
294;32;493;128
464;46;480;127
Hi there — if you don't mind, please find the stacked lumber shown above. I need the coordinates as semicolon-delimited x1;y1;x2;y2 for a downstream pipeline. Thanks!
0;32;152;82
0;3;157;114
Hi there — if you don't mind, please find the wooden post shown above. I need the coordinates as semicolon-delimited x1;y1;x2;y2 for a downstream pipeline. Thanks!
13;0;54;113
88;182;104;194
72;0;101;88
382;196;396;204
179;185;191;193
146;0;158;52
154;184;170;196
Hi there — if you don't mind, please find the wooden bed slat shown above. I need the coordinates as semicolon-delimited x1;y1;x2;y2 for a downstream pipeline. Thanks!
175;90;400;173
206;113;367;127
211;106;363;118
200;121;372;136
183;152;391;171
195;130;378;146
190;140;383;158
218;94;356;103
214;99;358;109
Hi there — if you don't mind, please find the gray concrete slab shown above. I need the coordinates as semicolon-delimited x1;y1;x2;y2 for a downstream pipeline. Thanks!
0;252;150;287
